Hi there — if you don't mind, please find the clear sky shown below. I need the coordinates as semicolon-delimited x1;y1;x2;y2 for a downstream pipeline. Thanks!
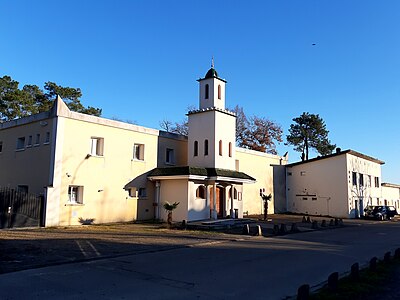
1;1;399;183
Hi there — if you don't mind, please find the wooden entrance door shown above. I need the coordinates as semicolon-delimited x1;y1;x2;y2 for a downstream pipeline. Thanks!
216;186;224;218
210;186;224;218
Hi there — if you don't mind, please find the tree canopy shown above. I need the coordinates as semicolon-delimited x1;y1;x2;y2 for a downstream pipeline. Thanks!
232;105;283;154
0;75;101;122
286;112;336;161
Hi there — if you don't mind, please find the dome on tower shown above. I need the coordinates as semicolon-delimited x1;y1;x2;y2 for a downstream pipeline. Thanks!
204;67;218;79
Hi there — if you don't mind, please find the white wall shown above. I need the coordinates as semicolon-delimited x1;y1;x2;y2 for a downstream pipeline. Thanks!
286;155;349;218
188;110;236;170
346;153;382;216
198;77;226;110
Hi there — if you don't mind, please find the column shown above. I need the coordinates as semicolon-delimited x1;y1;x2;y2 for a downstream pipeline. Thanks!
212;182;217;220
230;185;234;219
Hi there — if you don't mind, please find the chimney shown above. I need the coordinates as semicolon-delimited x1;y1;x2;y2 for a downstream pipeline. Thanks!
336;147;341;154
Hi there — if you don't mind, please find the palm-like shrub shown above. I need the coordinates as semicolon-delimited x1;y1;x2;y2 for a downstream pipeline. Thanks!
163;202;180;227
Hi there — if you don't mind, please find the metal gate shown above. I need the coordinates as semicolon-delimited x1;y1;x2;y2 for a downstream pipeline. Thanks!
0;188;45;229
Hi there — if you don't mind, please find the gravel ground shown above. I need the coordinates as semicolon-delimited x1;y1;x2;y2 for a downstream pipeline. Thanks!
0;223;228;274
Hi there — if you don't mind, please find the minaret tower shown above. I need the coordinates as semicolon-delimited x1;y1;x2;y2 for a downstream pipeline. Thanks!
187;62;236;170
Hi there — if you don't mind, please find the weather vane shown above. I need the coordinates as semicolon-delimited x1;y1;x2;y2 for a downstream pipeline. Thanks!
211;56;214;68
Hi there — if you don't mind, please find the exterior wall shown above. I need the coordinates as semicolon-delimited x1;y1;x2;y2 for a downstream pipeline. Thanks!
199;77;226;110
235;148;287;215
346;153;382;216
158;179;189;221
188;181;209;221
382;185;400;209
157;133;188;167
188;110;236;170
286;155;349;218
0;116;54;194
224;184;243;218
55;116;160;226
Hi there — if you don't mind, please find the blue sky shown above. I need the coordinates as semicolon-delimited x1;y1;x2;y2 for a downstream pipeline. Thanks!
1;1;399;183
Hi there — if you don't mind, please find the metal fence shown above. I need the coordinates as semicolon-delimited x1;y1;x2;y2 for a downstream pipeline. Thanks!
0;187;45;228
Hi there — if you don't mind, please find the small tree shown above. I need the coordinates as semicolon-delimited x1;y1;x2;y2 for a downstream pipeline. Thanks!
163;201;180;227
260;193;272;221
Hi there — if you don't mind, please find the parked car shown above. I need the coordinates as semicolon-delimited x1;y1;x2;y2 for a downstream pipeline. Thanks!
364;205;398;220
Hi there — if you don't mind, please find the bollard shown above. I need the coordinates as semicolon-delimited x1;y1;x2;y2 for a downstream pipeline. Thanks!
321;220;327;227
280;223;288;234
242;224;250;235
311;220;318;229
395;248;400;259
273;224;280;235
328;272;339;292
329;219;335;226
302;216;307;223
291;223;300;233
335;218;339;226
256;225;262;236
181;220;187;229
297;284;309;300
350;262;359;281
306;216;311;223
384;251;391;263
370;257;377;271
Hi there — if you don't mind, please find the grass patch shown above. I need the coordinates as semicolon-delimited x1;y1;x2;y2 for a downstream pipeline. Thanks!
310;258;400;300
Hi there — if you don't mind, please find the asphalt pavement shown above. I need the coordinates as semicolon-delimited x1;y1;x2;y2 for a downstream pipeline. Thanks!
1;219;400;299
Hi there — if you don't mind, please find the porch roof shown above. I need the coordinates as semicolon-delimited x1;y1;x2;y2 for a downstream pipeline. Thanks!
147;166;256;182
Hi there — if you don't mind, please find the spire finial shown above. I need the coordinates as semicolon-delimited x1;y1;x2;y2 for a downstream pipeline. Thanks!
211;56;214;68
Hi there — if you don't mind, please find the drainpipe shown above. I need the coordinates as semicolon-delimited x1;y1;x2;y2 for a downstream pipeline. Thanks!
155;181;161;219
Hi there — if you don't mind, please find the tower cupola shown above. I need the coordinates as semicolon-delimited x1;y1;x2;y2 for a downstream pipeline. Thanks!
197;60;227;110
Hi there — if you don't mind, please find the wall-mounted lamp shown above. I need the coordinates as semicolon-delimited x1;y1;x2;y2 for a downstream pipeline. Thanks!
98;189;104;192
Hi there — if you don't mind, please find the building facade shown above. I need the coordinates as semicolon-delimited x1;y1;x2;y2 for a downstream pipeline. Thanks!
284;149;397;218
0;66;287;226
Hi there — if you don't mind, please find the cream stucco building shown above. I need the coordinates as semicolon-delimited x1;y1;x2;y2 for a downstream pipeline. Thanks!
285;149;400;218
0;66;288;226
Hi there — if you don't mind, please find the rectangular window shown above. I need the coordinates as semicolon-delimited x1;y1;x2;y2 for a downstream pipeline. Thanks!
35;134;40;145
166;148;174;164
287;172;293;176
16;137;25;150
352;172;357;186
68;186;83;204
138;188;147;198
27;136;33;147
90;137;104;156
375;177;380;188
133;143;144;160
368;175;372;187
312;197;317;201
44;132;50;144
0;141;2;153
359;174;364;186
300;171;306;176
